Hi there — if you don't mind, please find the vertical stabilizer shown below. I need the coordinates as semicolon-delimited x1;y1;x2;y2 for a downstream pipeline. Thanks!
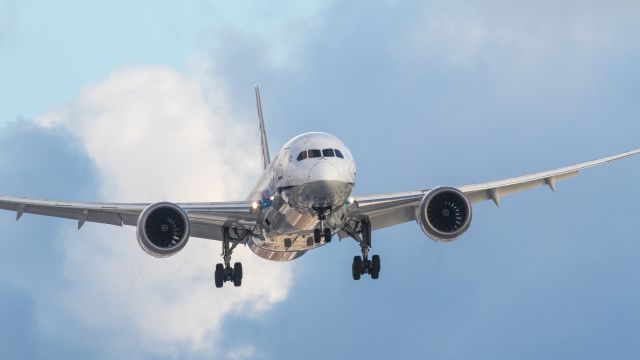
255;85;271;170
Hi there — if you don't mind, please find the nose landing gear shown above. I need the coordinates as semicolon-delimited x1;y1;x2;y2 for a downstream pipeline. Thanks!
324;227;332;242
313;226;333;243
344;217;381;280
313;206;333;244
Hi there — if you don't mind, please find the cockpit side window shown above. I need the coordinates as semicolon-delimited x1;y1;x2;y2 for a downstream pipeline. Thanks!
322;148;335;157
335;149;344;159
308;149;322;158
297;151;307;161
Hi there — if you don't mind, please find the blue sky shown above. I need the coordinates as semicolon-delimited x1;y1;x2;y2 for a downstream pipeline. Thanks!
1;1;640;359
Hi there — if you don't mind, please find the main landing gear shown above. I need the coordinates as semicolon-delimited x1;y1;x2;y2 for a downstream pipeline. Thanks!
343;217;381;280
214;227;249;288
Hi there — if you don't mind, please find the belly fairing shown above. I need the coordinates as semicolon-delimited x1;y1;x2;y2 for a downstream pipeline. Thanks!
246;181;353;261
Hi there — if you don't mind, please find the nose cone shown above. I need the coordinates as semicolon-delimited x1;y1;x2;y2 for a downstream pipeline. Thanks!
308;161;340;183
306;161;352;209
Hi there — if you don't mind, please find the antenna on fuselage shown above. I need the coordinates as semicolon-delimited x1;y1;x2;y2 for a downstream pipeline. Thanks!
255;85;271;170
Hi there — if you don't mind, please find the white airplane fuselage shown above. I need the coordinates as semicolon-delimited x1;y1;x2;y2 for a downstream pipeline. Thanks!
246;132;356;261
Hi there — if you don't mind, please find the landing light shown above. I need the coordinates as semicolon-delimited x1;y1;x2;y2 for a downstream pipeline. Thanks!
251;201;260;210
348;196;355;205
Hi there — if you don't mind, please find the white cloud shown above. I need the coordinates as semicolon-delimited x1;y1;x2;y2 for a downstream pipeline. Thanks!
35;66;293;354
196;1;334;69
396;0;640;110
405;0;639;68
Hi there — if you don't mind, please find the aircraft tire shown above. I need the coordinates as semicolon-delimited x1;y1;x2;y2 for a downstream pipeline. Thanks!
324;227;332;242
214;263;224;288
233;262;243;287
352;256;362;280
371;255;381;279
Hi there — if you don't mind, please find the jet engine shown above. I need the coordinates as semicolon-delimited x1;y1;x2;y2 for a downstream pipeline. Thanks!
136;202;190;257
417;187;472;242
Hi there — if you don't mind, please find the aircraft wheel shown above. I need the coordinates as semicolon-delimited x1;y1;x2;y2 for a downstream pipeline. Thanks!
352;256;362;280
233;262;243;287
324;227;332;242
371;255;381;279
214;263;224;288
314;228;322;244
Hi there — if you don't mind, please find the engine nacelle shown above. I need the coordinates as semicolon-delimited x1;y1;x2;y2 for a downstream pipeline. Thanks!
417;187;472;242
136;202;190;257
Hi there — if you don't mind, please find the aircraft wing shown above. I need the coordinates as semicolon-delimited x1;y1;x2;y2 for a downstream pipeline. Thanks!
347;148;640;233
0;197;257;241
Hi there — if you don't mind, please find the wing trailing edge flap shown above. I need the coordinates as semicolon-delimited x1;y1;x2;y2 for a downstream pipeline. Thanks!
0;199;138;227
463;172;578;207
0;196;257;242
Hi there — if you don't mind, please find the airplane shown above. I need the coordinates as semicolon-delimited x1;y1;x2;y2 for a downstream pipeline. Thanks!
1;86;639;288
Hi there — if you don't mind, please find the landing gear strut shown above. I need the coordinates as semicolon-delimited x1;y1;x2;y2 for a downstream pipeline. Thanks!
214;227;248;288
343;217;381;280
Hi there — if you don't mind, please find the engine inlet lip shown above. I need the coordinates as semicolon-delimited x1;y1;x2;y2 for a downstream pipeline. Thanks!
418;187;473;242
137;202;191;257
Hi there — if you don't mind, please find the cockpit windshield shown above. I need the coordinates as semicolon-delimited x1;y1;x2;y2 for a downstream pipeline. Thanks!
296;149;345;161
308;149;322;158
